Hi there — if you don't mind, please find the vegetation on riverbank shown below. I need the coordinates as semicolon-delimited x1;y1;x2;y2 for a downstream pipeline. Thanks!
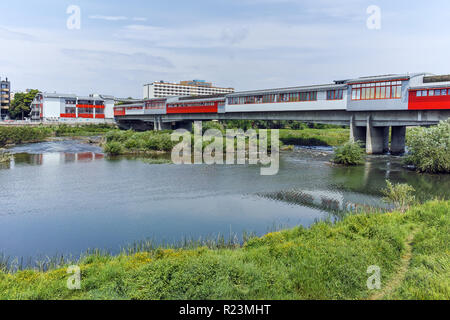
405;120;450;174
279;128;349;147
103;130;175;155
332;141;365;165
0;200;448;300
0;124;116;148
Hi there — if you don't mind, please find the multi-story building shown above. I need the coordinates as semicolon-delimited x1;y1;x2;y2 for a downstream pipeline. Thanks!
143;80;234;99
29;92;115;122
0;77;11;119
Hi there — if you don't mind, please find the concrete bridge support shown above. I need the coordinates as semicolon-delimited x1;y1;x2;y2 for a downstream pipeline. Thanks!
350;115;366;146
175;121;194;132
366;116;389;154
390;126;406;155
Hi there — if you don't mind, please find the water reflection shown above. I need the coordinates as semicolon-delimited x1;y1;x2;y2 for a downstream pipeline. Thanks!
9;152;104;167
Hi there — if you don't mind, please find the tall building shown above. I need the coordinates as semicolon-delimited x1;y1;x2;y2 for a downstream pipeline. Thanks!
143;80;234;99
29;92;115;122
0;77;11;119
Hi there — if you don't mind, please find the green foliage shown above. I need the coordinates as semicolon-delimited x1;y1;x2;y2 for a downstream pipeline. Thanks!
202;121;224;134
381;180;416;213
52;124;115;136
103;141;123;155
405;120;450;173
280;129;349;146
104;130;175;154
9;90;39;119
332;141;365;165
1;201;448;300
0;126;53;147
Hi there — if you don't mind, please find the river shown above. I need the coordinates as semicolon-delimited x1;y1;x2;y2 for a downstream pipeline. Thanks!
0;139;449;260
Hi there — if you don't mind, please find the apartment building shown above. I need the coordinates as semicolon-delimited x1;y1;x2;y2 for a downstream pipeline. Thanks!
29;92;115;122
143;80;234;99
0;77;11;119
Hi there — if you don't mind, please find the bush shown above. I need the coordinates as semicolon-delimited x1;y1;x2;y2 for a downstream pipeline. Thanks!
405;120;450;173
332;141;365;165
104;141;123;155
381;180;416;213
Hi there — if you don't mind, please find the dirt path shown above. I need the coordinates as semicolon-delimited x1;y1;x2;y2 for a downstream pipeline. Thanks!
369;231;416;300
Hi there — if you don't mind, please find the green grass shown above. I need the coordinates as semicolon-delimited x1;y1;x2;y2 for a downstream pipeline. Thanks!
0;200;448;300
279;128;349;147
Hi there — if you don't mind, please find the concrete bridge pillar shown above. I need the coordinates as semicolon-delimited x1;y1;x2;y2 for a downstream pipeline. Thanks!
390;126;406;155
153;117;158;131
366;116;389;154
350;115;366;145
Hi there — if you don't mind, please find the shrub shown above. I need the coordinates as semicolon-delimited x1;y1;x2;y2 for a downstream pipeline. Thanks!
404;120;450;173
104;141;123;155
381;180;416;212
332;141;365;165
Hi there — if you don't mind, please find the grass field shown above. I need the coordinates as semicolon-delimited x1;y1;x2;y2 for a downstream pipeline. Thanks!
0;200;447;300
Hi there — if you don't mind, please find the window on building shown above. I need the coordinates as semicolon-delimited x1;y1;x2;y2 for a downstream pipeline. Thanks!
327;89;344;100
351;80;402;100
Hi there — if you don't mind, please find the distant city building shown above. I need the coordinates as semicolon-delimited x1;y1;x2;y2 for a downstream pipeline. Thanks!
29;92;115;122
143;80;234;99
0;77;11;119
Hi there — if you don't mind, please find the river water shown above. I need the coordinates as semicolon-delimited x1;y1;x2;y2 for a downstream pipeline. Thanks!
0;139;449;260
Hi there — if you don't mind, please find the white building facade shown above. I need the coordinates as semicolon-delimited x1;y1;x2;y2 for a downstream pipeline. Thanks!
30;92;115;122
143;80;234;99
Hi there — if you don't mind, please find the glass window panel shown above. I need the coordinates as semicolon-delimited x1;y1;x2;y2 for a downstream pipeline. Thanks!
370;87;375;99
381;87;386;98
417;91;422;97
376;87;381;99
442;89;447;96
396;87;402;98
352;90;357;100
434;89;441;96
356;89;361;100
386;86;391;99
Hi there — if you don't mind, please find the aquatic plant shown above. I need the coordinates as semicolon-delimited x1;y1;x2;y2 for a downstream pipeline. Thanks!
332;141;365;165
381;180;416;213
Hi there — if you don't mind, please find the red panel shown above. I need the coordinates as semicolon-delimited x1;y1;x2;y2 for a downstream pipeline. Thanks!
60;113;76;118
78;114;94;118
408;91;450;110
114;110;126;116
95;114;105;119
167;103;218;114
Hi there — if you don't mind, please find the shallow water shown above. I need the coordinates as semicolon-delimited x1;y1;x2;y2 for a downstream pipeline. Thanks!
0;139;448;259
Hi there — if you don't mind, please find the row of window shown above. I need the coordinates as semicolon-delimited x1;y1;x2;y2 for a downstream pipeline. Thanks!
351;80;402;100
145;100;165;109
327;89;344;100
168;101;217;108
228;91;318;105
415;88;450;97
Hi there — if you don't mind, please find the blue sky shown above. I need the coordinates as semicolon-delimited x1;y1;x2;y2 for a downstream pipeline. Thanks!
1;0;450;98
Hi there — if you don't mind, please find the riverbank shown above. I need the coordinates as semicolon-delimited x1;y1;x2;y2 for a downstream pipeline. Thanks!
0;124;116;148
1;200;447;300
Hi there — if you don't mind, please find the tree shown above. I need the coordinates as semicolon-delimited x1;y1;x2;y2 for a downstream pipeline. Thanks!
9;89;39;119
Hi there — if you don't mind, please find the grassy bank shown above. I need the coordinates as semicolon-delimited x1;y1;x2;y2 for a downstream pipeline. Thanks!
102;127;351;155
279;128;349;147
0;200;448;300
0;124;116;148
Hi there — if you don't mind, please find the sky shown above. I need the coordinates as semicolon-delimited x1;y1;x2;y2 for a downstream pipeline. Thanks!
1;0;450;98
